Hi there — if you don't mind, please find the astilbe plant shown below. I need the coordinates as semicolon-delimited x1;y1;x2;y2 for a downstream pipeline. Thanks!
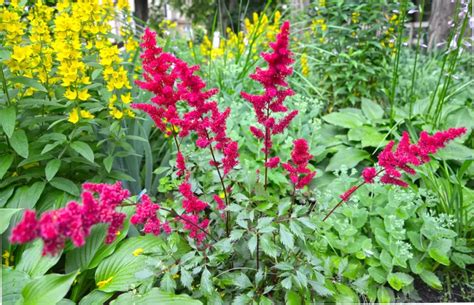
8;19;468;303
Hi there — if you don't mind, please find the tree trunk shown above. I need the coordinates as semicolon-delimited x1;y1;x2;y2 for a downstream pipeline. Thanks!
427;0;456;49
134;0;149;22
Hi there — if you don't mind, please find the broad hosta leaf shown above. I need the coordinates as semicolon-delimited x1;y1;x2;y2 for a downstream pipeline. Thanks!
0;154;14;180
70;141;95;163
95;235;165;292
2;267;31;305
110;288;202;305
10;129;29;158
49;177;80;196
6;182;45;210
66;224;107;273
435;143;474;161
420;270;442;290
326;147;370;171
322;112;364;128
45;159;61;181
0;106;16;138
79;290;114;305
0;208;21;234
387;272;413;291
16;240;62;278
22;272;78;305
361;98;384;121
348;126;386;147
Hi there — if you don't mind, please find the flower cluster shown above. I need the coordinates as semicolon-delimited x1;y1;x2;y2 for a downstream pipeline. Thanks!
362;128;467;187
130;194;162;235
282;139;316;189
133;28;239;176
133;28;239;244
10;182;130;255
242;21;297;157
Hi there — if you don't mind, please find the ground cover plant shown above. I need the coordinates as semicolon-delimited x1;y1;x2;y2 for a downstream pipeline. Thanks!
1;0;473;304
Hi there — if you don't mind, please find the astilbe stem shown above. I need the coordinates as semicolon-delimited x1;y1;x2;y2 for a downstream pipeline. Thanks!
323;128;467;221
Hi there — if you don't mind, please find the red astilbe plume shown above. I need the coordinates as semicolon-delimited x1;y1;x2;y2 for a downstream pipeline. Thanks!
325;127;468;221
130;194;162;235
132;28;239;176
10;182;130;255
241;21;297;156
363;127;467;187
282;139;316;189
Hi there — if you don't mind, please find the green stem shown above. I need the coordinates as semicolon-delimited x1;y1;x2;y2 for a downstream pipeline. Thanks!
388;0;408;125
408;0;425;118
0;63;11;105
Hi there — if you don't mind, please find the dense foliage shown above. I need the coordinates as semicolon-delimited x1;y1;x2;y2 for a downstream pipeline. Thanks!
1;0;473;304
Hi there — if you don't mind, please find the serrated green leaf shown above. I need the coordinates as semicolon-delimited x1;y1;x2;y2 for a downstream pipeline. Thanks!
279;224;294;251
180;268;192;289
200;268;213;296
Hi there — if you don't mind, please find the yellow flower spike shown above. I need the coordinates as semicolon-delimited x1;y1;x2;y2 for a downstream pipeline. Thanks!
121;92;132;104
68;108;80;124
125;109;135;118
78;89;91;101
219;192;225;199
97;276;113;289
80;110;94;119
133;248;144;257
64;89;78;100
2;250;10;267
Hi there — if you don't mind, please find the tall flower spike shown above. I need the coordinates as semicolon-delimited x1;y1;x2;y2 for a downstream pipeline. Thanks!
241;21;297;154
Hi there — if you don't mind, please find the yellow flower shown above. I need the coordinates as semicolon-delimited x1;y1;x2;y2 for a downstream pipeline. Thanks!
121;92;132;104
110;107;123;119
97;276;113;289
132;248;144;257
80;109;94;119
301;53;309;77
2;250;11;267
64;89;77;100
125;109;135;118
11;45;33;63
219;192;225;199
78;89;91;101
68;108;80;124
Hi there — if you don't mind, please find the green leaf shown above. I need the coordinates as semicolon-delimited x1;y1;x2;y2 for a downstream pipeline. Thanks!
65;224;107;273
380;250;393;272
420;270;442;290
347;126;386;147
95;235;165;292
10;76;47;92
377;286;393;303
22;272;78;305
368;266;387;284
200;268;213;296
387;272;413;291
334;283;359;304
451;252;474;268
10;129;29;158
16;240;62;277
279;224;294;251
2;267;30;305
79;290;113;305
110;288;202;305
0;106;16;138
103;155;114;173
326;147;370;171
428;238;452;266
361;98;384;121
180;268;193;289
49;177;80;196
248;234;257;255
260;234;278;258
0;154;14;180
435;143;474;161
71;141;95;163
285;291;302;305
0;208;21;234
322;112;364;128
45;159;61;181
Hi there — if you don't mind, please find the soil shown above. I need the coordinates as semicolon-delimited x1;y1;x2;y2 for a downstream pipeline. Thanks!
409;277;474;302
